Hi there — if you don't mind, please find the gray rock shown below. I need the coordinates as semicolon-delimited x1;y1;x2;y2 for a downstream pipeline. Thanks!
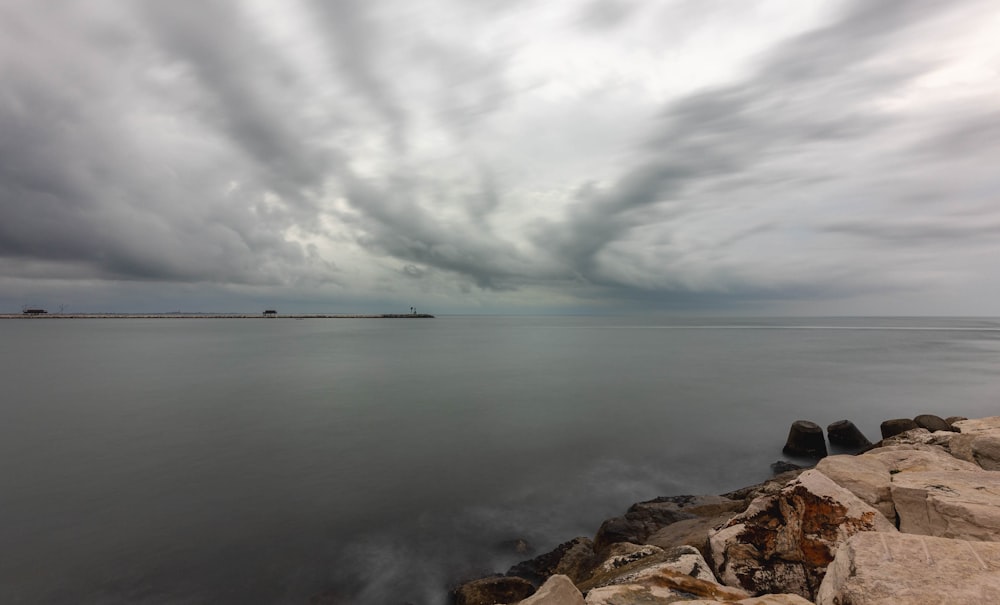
782;420;828;458
593;495;742;554
827;419;873;450
644;513;735;560
880;418;918;439
817;532;1000;604
913;414;955;432
508;537;597;586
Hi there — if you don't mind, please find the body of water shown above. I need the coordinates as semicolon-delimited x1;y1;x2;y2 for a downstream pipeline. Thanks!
2;316;999;604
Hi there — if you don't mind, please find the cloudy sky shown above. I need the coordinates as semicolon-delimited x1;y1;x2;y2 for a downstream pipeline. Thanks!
2;0;999;314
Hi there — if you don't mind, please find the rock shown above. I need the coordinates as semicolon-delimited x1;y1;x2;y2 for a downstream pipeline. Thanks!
890;470;1000;541
815;455;894;520
645;513;735;560
583;564;750;604
770;460;805;475
682;596;814;605
876;427;934;447
816;532;1000;604
516;575;585;605
782;420;828;458
452;575;536;605
580;545;719;591
913;414;955;432
594;543;664;574
864;445;980;473
827;419;872;450
709;469;896;600
942;432;1000;470
952;415;1000;433
722;468;809;502
945;415;968;426
507;538;597;586
593;495;743;554
880;418;918;439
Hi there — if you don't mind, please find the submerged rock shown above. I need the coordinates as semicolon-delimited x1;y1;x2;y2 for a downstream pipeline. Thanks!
782;420;828;458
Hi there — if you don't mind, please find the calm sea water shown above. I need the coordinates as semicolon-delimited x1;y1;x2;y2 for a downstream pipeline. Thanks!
2;316;999;604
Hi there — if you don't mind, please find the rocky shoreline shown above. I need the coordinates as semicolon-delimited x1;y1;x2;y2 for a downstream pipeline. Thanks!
450;414;1000;604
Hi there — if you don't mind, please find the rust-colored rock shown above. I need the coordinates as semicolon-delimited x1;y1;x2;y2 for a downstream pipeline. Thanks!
709;469;895;600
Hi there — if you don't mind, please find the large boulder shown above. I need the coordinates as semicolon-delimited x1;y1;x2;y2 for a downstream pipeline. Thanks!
452;575;536;605
709;469;896;600
680;596;814;605
593;495;743;553
890;470;1000;541
507;537;597;585
863;444;980;473
952;415;1000;434
815;455;894;520
816;532;1000;604
943;432;1000;471
515;575;585;605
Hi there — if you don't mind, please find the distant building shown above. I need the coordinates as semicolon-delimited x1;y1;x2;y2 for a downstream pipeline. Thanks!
263;310;277;317
23;308;48;315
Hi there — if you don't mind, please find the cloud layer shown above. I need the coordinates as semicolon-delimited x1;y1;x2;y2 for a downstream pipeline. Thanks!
3;0;999;313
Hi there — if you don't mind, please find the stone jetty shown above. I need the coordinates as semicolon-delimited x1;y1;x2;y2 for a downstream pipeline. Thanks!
452;415;1000;605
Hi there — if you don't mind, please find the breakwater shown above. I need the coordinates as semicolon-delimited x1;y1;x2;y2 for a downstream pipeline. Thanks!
0;313;435;319
450;415;1000;604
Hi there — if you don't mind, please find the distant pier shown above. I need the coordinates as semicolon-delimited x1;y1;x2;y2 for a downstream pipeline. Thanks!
0;313;435;319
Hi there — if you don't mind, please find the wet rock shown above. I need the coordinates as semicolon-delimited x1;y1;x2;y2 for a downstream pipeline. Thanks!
913;414;954;433
816;532;1000;604
770;460;805;475
880;418;918;439
507;537;597;586
645;513;736;560
815;454;894;520
515;575;585;605
782;420;828;458
890;470;1000;541
709;469;896;600
452;575;535;605
593;495;742;554
826;419;873;450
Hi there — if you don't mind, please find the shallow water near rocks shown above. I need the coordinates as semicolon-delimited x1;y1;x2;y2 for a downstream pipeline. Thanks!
2;316;999;604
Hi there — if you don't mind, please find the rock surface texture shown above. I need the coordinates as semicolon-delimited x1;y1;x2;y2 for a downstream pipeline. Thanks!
709;469;895;600
816;532;1000;604
517;574;586;605
890;470;1000;540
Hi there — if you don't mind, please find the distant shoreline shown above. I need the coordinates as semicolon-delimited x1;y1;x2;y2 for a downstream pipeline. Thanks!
0;313;435;319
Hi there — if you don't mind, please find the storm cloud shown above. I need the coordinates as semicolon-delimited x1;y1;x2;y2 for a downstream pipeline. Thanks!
2;0;999;313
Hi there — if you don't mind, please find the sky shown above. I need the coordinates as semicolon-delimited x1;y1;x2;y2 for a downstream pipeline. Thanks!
2;0;999;315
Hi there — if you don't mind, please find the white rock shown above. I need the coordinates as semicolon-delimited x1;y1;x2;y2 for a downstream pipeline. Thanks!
815;455;894;520
953;416;1000;434
864;446;980;473
890;470;1000;541
816;531;1000;604
517;574;585;605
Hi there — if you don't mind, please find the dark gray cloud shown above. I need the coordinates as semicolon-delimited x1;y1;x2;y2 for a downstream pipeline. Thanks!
1;0;998;313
